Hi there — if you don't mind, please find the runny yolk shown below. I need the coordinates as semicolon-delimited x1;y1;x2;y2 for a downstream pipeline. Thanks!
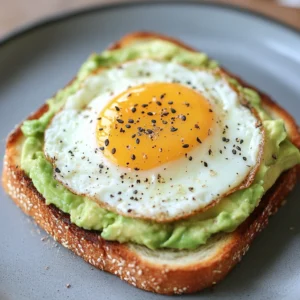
96;82;214;170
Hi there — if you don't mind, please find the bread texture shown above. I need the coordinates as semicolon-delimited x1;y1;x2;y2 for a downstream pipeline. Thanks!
2;32;300;295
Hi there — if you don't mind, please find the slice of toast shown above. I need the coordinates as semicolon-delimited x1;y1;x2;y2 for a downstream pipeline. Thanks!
2;32;300;295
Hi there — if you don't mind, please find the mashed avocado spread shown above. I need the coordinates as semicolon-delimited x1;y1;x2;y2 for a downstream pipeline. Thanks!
21;40;300;249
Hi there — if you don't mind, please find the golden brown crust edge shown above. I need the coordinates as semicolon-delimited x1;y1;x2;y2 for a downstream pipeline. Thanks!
2;140;298;295
2;32;300;295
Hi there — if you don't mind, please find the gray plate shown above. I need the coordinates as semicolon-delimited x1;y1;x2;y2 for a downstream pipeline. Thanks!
1;1;300;299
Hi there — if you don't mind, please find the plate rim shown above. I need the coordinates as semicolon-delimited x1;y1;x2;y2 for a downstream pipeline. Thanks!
1;0;300;48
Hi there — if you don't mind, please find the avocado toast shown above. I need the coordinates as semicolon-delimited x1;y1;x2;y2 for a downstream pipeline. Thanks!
2;32;300;295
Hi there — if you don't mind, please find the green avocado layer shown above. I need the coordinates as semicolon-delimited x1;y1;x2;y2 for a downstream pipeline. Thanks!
21;40;300;250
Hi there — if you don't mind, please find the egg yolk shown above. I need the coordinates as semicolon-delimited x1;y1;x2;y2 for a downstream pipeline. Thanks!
96;83;214;170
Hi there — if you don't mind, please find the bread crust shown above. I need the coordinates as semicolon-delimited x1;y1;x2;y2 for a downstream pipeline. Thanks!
2;32;300;295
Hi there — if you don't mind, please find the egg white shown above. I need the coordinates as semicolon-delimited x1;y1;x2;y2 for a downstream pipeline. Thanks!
44;59;263;221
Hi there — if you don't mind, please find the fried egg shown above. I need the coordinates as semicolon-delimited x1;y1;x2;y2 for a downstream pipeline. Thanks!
44;59;263;221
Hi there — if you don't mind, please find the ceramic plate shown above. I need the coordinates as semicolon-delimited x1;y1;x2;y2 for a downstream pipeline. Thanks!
0;2;300;299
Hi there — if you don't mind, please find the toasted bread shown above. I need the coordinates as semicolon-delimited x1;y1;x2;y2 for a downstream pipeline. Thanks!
2;32;300;295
